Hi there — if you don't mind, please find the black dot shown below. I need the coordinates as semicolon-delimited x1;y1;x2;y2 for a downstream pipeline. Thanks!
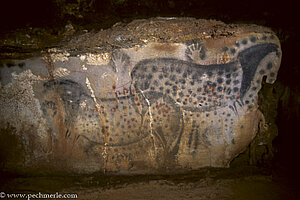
159;74;163;79
170;75;176;81
230;48;236;54
207;72;213;77
183;101;186;105
147;74;153;79
245;100;249;104
267;62;273;70
190;81;195;86
217;77;223;84
262;35;267;40
179;79;186;84
206;113;209;117
188;89;193;94
233;87;239;92
250;37;257;43
179;92;184;97
235;42;240;47
159;86;164;91
172;85;178;91
232;73;238;78
187;68;193;75
150;87;155;90
223;47;228;51
176;98;181;102
197;87;202;92
242;39;248;45
226;74;231;79
170;66;174;72
270;72;275;77
218;70;224;75
256;79;260;84
217;86;223;92
152;66;158;72
166;89;170;94
252;87;257;91
176;68;181;73
183;72;187;78
197;96;202;100
259;70;265;75
233;80;239;85
212;82;217;87
226;79;231;85
270;35;275;39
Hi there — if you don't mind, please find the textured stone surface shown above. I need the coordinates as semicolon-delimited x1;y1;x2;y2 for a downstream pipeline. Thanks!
0;18;281;173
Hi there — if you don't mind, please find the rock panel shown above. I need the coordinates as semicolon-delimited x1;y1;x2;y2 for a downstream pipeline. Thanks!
0;18;281;173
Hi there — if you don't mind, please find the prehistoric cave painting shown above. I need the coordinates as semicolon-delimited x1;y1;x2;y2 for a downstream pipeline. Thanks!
132;40;280;113
41;79;90;138
39;36;280;168
185;39;207;63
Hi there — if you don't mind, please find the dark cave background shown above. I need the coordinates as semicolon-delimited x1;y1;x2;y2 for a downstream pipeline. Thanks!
0;0;299;188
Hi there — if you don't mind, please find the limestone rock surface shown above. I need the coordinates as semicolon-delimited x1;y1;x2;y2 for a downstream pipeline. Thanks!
0;18;281;173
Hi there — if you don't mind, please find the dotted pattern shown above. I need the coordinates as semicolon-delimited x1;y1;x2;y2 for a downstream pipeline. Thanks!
131;58;242;112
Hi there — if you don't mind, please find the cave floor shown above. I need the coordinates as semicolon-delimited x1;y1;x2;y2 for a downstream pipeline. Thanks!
1;166;298;200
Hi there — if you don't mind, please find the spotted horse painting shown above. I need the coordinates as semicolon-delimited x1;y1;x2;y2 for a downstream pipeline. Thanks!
0;18;281;173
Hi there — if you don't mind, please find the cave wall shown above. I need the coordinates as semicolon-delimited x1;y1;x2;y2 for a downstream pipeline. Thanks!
0;18;282;174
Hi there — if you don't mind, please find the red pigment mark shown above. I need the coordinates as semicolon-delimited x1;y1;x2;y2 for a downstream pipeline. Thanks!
193;101;197;105
156;104;159;110
200;100;204;103
212;87;216;92
131;88;135;94
186;95;190;97
204;88;207;92
215;95;219;98
137;102;140;106
185;98;188;102
236;96;240;99
226;96;229;99
114;92;119;98
128;125;131;129
124;118;127;122
111;108;116;112
112;85;116;90
135;97;138;101
131;118;135;122
208;95;212;98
